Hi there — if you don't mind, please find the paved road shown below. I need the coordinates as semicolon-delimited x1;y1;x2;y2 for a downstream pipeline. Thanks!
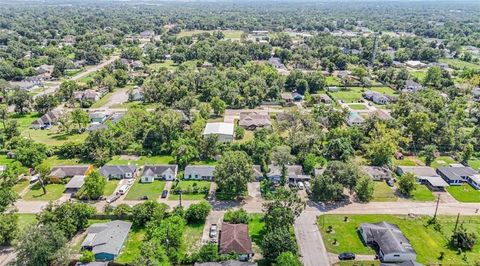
295;212;330;266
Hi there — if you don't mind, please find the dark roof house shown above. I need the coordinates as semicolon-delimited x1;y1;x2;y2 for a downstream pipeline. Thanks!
49;165;93;180
100;165;137;179
219;223;254;260
81;220;132;261
437;166;477;185
239;112;272;130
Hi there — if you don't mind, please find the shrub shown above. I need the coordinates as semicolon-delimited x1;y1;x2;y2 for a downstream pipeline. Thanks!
185;201;211;224
223;209;250;224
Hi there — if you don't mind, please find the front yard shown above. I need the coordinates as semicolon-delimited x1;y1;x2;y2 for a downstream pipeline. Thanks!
411;184;435;201
168;180;211;200
108;155;175;166
371;181;397;202
318;214;480;265
103;180;119;196
447;184;480;202
329;87;364;103
124;180;166;200
23;183;65;201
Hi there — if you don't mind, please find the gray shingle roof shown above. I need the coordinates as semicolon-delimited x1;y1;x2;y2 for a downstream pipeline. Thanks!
360;222;415;256
184;165;216;177
100;165;137;177
65;175;85;189
142;165;178;176
81;220;132;257
49;165;91;178
437;166;477;182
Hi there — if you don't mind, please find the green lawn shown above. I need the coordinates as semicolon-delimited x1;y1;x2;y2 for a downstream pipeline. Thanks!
17;213;37;230
168;181;211;200
23;183;65;201
248;214;265;255
409;70;427;81
116;228;145;263
372;181;397;202
411;184;435;201
149;60;197;71
124;180;166;200
11;113;40;129
422;156;457;169
234;130;254;144
77;72;95;84
90;92;113;108
22;127;88;146
47;155;82;166
13;179;30;194
0;154;14;165
347;103;368;110
467;159;480;171
183;222;205;253
319;214;480;265
108;155;175;166
447;184;480;202
103;180;119;196
438;58;480;70
326;76;341;86
370;86;397;96
330;87;364;103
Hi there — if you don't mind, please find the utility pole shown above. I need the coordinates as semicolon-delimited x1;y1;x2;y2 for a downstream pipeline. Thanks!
453;212;460;232
179;190;183;208
433;194;440;219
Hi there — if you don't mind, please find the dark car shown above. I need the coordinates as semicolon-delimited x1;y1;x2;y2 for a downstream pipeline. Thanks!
161;190;168;198
338;252;356;260
387;179;395;187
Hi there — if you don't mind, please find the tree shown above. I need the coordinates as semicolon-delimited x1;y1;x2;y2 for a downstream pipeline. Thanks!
10;89;31;114
0;212;18;246
274;251;302;266
15;139;48;168
420;145;438;166
355;176;374;202
15;223;68;266
34;94;59;115
303;153;317;175
364;123;403;167
451;223;477;250
172;139;198;169
461;143;473;164
311;173;344;202
34;162;51;195
235;126;245;140
272;145;295;186
146;215;186;264
262;227;297;262
223;208;250;224
113;203;133;216
326;137;354;161
197;102;211;119
70;108;90;130
397;173;416;197
193;243;220;263
133;240;171;266
132;201;168;227
214;151;254;197
185;201;211;224
210;96;226;116
58;80;80;101
80;250;95;263
81;170;106;200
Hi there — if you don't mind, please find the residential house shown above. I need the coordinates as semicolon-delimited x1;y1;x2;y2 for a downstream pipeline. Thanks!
110;112;125;124
10;79;43;91
87;123;108;132
347;112;365;126
318;94;332;104
437;166;478;186
397;166;449;191
359;222;416;263
238;112;272;130
35;64;54;75
473;87;480;102
267;165;309;184
100;165;137;179
129;87;144;102
140;30;155;38
363;166;392;181
203;122;235;142
141;165;178;183
219;223;254;261
90;111;109;124
49;165;93;182
404;80;423;93
369;109;393;121
184;165;216;181
280;92;294;104
74;90;100;102
131;60;144;70
363;90;391;105
394;151;404;160
268;57;287;70
292;92;304;101
81;220;132;261
65;175;86;192
30;110;64;129
405;60;426;68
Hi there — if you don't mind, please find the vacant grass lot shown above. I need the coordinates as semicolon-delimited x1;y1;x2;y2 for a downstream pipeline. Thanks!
330;88;364;103
17;213;38;230
22;127;88;146
411;184;435;201
234;130;254;144
447;184;480;202
169;181;211;200
90;92;113;108
108;155;175;165
468;159;480;170
372;181;397;202
183;222;205;253
319;214;480;265
370;86;397;96
347;103;368;110
326;76;341;86
124;180;166;200
23;183;65;201
420;156;457;169
13;179;30;194
149;60;197;71
116;228;146;263
409;70;427;81
248;214;265;255
439;58;480;70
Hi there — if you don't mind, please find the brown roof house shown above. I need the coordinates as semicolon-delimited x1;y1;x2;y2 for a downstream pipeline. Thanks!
30;110;64;129
219;223;254;261
49;165;94;182
238;112;272;130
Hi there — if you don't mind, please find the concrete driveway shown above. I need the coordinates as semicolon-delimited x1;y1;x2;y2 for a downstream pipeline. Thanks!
294;212;330;266
201;211;224;243
247;182;261;199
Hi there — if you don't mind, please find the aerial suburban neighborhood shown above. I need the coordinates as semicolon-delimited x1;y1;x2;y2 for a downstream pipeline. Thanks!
0;0;480;266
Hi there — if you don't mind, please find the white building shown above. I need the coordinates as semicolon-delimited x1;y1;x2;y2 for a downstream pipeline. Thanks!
184;165;216;181
203;122;234;142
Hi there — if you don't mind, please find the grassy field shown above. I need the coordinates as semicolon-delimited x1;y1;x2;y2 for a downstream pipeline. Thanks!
149;60;197;71
168;181;211;200
22;127;88;146
370;86;397;96
108;155;175;165
183;222;205;253
48;155;83;166
393;156;422;167
12;113;40;129
326;76;341;86
0;154;14;165
13;179;30;194
411;184;435;201
330;87;364;103
409;70;427;81
468;159;480;170
319;214;480;265
103;180;119;196
439;58;480;70
90;92;113;108
447;184;480;202
124;179;166;200
17;213;38;230
372;181;397;202
177;29;244;39
23;183;65;201
116;228;145;263
347;103;368;110
248;214;265;255
234;130;254;144
422;156;457;169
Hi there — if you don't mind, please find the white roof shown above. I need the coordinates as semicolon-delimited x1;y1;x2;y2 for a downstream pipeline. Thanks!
469;175;480;184
203;122;234;136
423;176;449;187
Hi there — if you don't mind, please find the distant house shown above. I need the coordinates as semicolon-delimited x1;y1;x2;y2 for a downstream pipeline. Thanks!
394;151;404;160
280;92;294;104
81;220;132;261
404;80;423;93
268;57;287;70
318;94;332;104
74;90;100;102
89;111;109;124
292;92;304;101
184;165;215;181
219;223;254;261
363;90;390;105
359;222;416;263
100;165;137;179
65;175;86;192
10;79;43;91
238;112;271;130
139;30;155;38
129;87;144;102
347;112;365;126
267;165;309;183
87;123;108;132
109;112;125;124
363;166;392;181
405;60;426;68
141;165;178;183
30;110;64;129
49;165;93;181
397;166;449;191
203;122;235;142
35;64;54;75
369;109;393;121
437;166;478;187
131;60;144;70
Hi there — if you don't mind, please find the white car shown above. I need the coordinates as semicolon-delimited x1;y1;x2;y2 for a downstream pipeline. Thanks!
127;179;135;185
209;224;218;239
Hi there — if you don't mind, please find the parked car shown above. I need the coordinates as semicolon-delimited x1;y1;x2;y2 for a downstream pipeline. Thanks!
209;224;218;238
127;179;135;185
118;185;129;195
161;189;168;198
338;253;356;260
387;179;395;187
